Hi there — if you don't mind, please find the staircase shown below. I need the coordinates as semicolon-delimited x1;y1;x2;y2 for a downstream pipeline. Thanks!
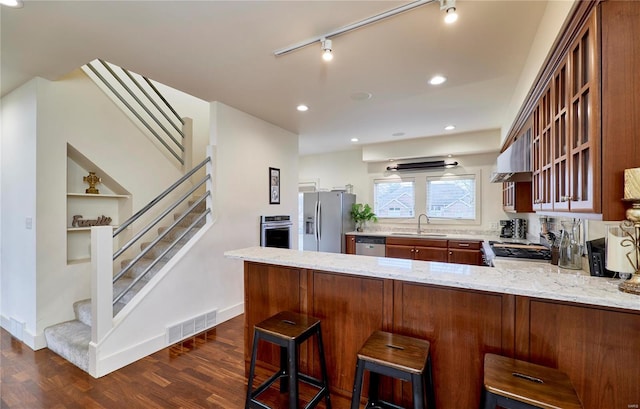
44;201;207;372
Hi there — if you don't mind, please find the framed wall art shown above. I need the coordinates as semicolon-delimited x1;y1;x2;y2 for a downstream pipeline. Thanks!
269;167;280;204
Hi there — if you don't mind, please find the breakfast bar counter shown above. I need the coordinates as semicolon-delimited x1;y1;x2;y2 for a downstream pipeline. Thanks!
225;247;640;409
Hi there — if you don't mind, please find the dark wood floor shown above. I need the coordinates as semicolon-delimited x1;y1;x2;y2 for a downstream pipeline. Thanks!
1;314;351;409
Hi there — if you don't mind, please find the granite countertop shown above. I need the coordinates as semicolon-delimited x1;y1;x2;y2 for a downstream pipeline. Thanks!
225;246;640;312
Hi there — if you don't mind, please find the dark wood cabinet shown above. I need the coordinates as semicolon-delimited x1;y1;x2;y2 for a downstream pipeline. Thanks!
243;262;302;367
502;182;533;213
345;234;355;254
515;297;640;409
244;261;640;409
312;271;392;394
386;237;448;262
510;1;639;220
447;240;483;266
393;283;512;408
386;237;483;266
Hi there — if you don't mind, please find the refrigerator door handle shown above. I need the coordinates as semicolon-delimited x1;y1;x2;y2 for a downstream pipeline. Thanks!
317;201;322;241
314;200;320;243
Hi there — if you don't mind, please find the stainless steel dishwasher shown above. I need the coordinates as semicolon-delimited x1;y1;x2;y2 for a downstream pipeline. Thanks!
355;236;386;257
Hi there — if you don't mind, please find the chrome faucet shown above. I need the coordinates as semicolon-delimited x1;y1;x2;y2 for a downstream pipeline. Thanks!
417;213;430;234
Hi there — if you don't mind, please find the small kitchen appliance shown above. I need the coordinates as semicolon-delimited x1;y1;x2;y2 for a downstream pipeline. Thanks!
500;218;527;239
499;220;514;238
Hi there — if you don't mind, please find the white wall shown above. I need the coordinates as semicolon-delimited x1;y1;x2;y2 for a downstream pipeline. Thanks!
92;101;298;376
501;0;575;144
153;81;211;167
300;143;507;234
0;70;206;348
1;79;38;344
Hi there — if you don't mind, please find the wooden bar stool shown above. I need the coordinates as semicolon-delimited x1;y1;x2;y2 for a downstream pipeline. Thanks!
350;331;436;409
246;311;331;409
481;353;582;409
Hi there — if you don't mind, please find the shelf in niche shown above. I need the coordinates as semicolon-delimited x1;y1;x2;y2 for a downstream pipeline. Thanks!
67;193;130;199
67;226;118;232
67;257;91;265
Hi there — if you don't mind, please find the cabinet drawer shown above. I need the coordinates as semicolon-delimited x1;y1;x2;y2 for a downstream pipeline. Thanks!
448;240;482;250
386;237;447;247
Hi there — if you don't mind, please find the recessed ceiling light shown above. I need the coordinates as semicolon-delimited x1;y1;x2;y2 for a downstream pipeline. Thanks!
444;125;455;131
447;154;453;158
350;138;359;142
296;104;309;112
429;75;447;85
0;0;23;7
389;159;395;162
392;132;405;137
350;92;373;101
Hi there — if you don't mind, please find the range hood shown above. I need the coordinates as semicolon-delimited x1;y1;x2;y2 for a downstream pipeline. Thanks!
490;132;532;183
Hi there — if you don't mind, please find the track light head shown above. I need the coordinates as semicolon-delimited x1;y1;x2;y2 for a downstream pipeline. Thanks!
321;38;333;61
440;0;458;24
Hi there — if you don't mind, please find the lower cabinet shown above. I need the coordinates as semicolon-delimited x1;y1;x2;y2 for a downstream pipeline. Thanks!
345;234;356;254
244;262;640;409
447;240;483;266
385;237;448;262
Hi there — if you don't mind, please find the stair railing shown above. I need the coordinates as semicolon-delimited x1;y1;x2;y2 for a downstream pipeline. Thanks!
83;59;191;170
90;148;214;343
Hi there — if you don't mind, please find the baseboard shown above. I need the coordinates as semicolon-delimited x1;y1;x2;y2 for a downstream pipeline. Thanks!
92;301;244;378
0;314;46;350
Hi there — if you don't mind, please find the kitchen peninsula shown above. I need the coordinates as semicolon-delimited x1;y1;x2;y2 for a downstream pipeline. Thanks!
226;247;640;409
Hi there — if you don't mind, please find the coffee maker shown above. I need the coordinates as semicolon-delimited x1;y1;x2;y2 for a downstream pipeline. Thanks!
500;219;527;239
499;220;514;238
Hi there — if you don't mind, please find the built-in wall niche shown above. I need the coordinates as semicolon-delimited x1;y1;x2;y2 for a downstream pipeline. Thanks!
67;144;132;264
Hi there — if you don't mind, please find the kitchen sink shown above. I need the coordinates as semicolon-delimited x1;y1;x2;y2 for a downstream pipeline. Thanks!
390;232;447;237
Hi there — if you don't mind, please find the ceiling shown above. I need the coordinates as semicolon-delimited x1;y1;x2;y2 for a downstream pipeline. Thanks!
1;0;551;156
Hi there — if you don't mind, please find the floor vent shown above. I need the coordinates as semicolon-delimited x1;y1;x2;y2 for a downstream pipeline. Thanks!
166;309;218;344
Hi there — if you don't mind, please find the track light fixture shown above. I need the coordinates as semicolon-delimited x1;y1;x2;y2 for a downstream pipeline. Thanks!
440;0;458;24
321;38;333;62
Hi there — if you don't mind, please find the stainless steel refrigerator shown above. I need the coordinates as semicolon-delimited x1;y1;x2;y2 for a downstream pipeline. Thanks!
303;191;356;253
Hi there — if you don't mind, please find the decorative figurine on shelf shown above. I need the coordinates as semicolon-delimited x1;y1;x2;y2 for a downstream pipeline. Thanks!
83;171;101;194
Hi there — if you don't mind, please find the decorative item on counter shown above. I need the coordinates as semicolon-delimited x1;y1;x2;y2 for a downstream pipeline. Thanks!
558;219;582;270
613;167;640;295
83;171;101;194
71;215;112;227
350;203;377;232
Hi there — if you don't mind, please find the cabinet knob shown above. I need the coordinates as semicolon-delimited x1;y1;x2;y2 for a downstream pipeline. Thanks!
449;251;453;255
411;249;415;252
415;249;420;253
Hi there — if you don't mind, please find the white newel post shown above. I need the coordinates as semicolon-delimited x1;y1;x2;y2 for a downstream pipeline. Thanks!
91;226;114;343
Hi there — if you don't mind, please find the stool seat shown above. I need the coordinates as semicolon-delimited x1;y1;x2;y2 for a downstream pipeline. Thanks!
482;354;582;409
246;311;331;409
357;331;431;375
351;331;436;409
255;311;321;340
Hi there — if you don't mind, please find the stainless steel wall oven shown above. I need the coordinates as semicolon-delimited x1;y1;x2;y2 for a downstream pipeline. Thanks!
260;215;292;249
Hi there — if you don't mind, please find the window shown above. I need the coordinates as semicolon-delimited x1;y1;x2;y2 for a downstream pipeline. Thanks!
374;178;415;218
426;174;477;221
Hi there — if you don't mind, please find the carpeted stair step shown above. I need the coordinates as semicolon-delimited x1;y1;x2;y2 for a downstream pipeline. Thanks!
113;277;145;305
188;200;206;213
175;211;206;228
157;225;190;242
120;257;167;282
44;320;91;373
72;298;129;327
139;240;183;261
73;299;92;326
